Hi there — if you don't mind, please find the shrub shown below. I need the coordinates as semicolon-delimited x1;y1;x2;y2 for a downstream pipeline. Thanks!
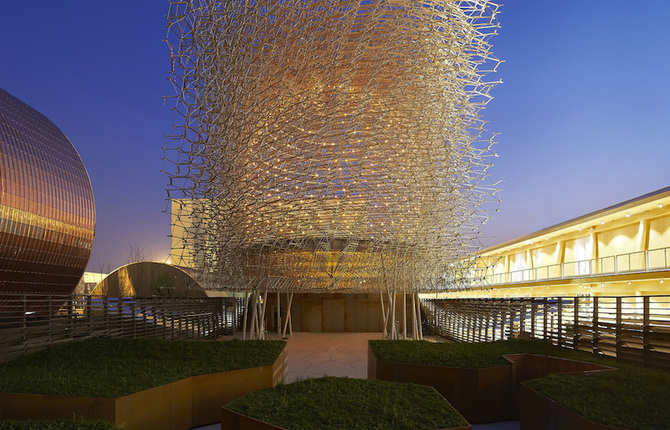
0;419;120;430
0;338;285;397
227;377;468;430
370;338;621;368
525;367;670;430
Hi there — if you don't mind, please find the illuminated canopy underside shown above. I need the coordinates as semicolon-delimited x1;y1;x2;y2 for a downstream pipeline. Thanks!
166;0;500;293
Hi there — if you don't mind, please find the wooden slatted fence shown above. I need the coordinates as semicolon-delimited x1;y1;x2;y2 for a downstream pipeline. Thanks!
423;295;670;370
0;294;245;362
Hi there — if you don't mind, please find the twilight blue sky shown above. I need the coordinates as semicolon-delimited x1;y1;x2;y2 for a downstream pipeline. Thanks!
1;1;669;272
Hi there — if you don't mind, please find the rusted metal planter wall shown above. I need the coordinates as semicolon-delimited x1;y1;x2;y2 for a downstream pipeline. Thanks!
191;345;287;427
221;408;287;430
369;342;615;424
0;345;286;430
368;343;514;423
221;387;473;430
504;354;613;382
519;384;629;430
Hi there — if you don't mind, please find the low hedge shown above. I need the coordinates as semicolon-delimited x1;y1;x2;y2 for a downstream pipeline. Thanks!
369;339;621;368
0;419;120;430
0;337;285;397
227;377;468;430
371;338;670;430
525;367;670;430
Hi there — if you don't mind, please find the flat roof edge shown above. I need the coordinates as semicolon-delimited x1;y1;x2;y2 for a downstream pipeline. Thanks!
481;185;670;253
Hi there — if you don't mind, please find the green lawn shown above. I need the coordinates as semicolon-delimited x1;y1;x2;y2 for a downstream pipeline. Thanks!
0;419;120;430
525;367;670;430
370;338;620;368
227;377;468;430
0;337;285;397
371;339;670;430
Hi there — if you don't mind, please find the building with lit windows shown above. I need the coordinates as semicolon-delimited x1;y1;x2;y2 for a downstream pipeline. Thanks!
441;186;670;299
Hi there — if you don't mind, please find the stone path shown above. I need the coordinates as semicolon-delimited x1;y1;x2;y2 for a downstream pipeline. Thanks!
284;332;379;382
192;332;519;430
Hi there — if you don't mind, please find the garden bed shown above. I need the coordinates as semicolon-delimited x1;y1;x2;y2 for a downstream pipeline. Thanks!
0;419;120;430
522;367;670;430
223;377;471;430
0;338;286;430
520;383;629;430
368;340;614;423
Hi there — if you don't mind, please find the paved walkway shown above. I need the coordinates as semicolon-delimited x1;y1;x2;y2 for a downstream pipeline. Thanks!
284;332;380;382
193;332;518;430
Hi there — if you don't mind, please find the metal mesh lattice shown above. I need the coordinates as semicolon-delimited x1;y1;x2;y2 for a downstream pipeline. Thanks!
165;0;501;293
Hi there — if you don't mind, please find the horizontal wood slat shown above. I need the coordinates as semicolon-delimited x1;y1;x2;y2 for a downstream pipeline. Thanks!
0;294;245;362
423;295;670;371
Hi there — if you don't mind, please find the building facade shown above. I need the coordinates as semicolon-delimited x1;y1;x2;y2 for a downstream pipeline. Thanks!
441;187;670;299
0;88;95;296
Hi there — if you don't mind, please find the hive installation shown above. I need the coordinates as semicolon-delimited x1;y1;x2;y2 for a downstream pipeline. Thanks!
165;0;501;338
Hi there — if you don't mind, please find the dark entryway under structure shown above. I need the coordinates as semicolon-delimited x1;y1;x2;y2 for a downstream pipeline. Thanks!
263;292;426;335
266;293;384;333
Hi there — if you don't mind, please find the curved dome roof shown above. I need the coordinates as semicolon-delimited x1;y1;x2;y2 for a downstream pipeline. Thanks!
91;262;207;298
0;88;95;295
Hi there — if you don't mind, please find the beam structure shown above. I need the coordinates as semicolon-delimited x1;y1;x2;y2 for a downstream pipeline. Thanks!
165;0;501;299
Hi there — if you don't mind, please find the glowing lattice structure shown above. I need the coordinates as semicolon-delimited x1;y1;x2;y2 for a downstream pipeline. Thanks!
165;0;501;294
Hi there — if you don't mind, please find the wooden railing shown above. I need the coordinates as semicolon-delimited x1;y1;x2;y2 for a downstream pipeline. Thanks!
423;295;670;370
0;294;245;362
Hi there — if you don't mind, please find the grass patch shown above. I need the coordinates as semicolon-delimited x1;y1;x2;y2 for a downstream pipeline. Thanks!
370;339;621;368
0;419;120;429
0;337;285;398
227;377;468;430
370;338;670;429
525;367;670;430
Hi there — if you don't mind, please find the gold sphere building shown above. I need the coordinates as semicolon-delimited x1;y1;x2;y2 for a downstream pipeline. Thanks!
0;88;95;296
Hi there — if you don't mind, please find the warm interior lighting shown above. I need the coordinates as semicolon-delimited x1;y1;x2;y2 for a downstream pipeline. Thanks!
165;1;502;293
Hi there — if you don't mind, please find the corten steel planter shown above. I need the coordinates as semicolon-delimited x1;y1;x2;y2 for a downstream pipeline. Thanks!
368;343;514;423
0;344;287;430
503;354;613;382
368;342;614;423
221;408;287;430
221;387;472;430
519;383;629;430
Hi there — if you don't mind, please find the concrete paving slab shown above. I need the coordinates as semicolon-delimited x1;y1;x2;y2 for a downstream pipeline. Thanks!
191;333;519;430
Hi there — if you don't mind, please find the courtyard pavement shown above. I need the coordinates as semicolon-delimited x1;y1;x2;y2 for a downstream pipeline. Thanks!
193;332;519;430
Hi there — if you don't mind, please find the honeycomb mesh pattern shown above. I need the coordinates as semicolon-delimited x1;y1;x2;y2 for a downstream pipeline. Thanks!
165;0;501;293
